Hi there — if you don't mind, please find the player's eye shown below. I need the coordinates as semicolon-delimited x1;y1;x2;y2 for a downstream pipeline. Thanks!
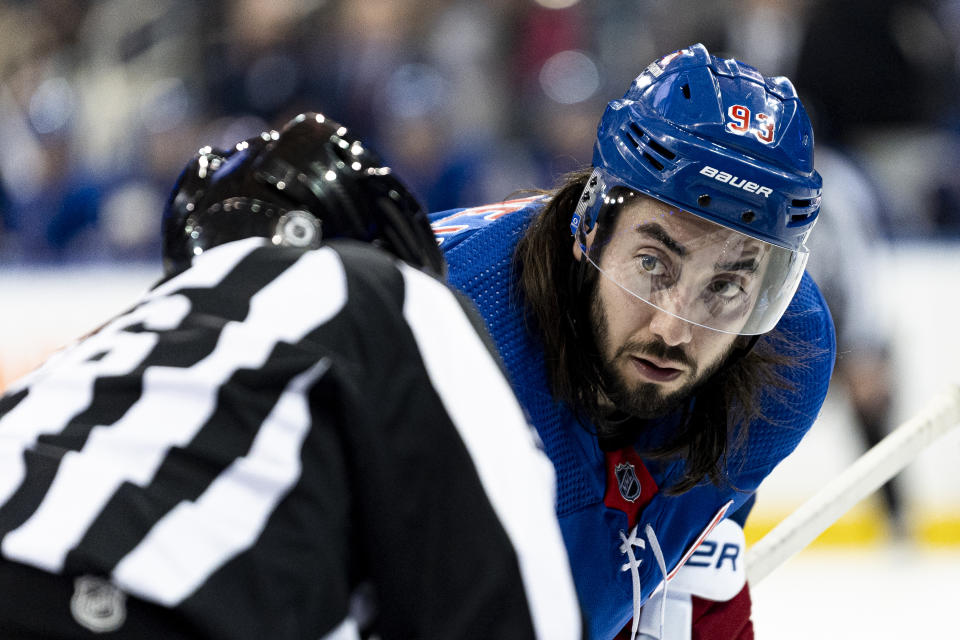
706;278;744;300
637;254;665;276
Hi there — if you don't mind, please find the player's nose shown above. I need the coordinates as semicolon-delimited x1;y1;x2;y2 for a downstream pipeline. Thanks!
648;307;693;346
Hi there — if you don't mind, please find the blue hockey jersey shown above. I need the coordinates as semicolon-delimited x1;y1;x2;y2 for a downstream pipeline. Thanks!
431;197;835;640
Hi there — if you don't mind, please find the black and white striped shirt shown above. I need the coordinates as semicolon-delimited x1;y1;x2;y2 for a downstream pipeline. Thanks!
0;238;582;639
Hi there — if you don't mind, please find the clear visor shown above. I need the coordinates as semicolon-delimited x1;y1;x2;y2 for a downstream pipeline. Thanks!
578;190;808;335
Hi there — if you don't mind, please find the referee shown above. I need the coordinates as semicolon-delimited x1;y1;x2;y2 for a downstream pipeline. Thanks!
0;114;583;639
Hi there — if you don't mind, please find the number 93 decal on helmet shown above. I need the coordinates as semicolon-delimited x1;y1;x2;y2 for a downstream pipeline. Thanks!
573;43;822;336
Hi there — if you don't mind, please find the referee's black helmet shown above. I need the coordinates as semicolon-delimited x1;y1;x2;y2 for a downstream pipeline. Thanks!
161;112;444;278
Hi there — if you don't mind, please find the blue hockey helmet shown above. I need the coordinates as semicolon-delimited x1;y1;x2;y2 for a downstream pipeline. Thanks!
161;112;444;278
571;44;822;335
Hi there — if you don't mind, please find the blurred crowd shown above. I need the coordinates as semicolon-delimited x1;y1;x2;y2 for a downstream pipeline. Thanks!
1;0;959;266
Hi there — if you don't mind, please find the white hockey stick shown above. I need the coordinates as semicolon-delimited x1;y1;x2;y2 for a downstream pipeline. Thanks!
746;384;960;585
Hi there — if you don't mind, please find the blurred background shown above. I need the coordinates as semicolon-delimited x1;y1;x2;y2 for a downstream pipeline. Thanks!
2;0;959;265
1;0;959;636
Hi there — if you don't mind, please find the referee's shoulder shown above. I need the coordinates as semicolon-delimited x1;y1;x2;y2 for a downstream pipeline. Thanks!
181;237;406;289
171;238;444;323
241;237;413;284
324;239;406;280
324;238;442;310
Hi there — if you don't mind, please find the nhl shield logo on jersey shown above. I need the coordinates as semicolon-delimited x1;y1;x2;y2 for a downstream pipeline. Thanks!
70;575;127;633
603;449;658;527
615;462;642;502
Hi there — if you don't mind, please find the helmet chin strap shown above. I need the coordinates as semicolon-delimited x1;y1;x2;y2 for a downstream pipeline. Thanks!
565;250;592;336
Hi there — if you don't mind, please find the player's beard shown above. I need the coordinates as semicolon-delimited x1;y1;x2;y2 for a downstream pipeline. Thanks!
590;291;729;421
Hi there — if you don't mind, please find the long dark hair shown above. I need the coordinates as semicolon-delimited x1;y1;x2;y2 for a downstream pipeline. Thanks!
515;169;803;494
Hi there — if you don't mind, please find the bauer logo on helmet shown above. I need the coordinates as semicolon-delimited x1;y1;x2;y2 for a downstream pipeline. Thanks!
699;166;773;197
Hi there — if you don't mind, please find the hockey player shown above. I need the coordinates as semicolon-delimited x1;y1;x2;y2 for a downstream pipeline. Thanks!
0;113;584;639
431;44;835;639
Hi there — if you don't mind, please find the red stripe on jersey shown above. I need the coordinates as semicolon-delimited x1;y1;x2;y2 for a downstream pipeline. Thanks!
432;225;469;236
431;196;542;227
668;500;733;581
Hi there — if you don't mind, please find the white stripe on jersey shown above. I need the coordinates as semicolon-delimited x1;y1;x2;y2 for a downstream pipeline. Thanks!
1;246;348;573
150;237;269;299
319;616;361;640
1;238;264;398
113;358;330;605
399;264;582;640
0;295;190;507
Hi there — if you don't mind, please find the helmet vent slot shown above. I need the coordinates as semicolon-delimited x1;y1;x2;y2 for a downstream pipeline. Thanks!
643;152;665;171
681;83;691;99
625;122;676;162
791;198;813;207
646;137;676;160
789;213;811;225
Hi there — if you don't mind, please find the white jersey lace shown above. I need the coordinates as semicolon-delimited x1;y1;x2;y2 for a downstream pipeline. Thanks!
620;523;668;640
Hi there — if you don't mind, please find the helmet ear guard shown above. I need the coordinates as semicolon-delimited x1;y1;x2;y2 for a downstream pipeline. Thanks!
570;169;604;239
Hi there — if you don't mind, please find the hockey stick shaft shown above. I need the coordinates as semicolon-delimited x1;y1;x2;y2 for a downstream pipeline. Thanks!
746;384;960;585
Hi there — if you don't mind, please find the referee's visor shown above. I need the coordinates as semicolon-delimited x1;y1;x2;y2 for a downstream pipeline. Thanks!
574;187;808;336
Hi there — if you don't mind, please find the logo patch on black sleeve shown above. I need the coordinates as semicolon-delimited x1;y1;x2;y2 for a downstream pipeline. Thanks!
71;575;127;633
